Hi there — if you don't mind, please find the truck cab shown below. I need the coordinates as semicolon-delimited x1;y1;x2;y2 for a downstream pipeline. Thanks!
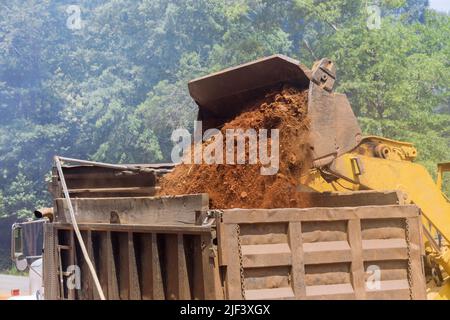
10;217;47;300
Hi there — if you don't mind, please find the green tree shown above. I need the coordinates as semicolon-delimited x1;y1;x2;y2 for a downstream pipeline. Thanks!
0;0;448;216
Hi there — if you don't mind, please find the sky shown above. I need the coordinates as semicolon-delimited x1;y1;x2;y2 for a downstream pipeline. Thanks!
429;0;450;13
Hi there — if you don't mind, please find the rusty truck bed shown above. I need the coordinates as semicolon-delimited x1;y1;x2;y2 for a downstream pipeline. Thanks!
44;182;426;300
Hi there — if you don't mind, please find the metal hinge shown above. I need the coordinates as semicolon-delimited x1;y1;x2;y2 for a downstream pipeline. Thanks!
311;58;336;92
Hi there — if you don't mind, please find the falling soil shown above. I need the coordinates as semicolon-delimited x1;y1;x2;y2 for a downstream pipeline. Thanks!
158;85;313;209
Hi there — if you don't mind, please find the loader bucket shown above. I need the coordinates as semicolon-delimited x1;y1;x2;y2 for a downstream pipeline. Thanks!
188;54;362;167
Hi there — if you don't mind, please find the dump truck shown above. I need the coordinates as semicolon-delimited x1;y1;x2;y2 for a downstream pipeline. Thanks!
11;55;449;300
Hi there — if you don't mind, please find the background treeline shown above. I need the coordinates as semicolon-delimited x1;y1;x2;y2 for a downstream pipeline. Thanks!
0;0;448;269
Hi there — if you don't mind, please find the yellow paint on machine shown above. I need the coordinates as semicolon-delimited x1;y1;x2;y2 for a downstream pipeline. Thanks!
331;154;450;243
301;136;450;300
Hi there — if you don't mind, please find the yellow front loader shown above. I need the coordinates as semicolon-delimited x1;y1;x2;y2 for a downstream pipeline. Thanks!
304;138;450;299
188;54;450;299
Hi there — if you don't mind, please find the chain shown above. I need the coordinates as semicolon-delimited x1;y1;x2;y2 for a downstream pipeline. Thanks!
236;224;246;300
405;218;414;300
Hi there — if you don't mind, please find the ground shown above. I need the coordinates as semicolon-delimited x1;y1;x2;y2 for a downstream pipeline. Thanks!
0;274;29;299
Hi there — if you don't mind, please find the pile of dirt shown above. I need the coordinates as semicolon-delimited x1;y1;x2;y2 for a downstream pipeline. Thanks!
158;85;313;209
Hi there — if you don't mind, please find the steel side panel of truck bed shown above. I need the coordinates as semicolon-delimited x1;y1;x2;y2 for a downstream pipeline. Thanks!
218;205;426;300
43;192;426;300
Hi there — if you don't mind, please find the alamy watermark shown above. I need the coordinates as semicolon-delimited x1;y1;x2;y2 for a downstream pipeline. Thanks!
63;263;383;292
66;5;83;30
66;265;81;290
366;265;381;290
171;121;280;175
367;2;381;30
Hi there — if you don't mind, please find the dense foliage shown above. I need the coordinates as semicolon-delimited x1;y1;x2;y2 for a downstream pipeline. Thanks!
0;0;448;221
